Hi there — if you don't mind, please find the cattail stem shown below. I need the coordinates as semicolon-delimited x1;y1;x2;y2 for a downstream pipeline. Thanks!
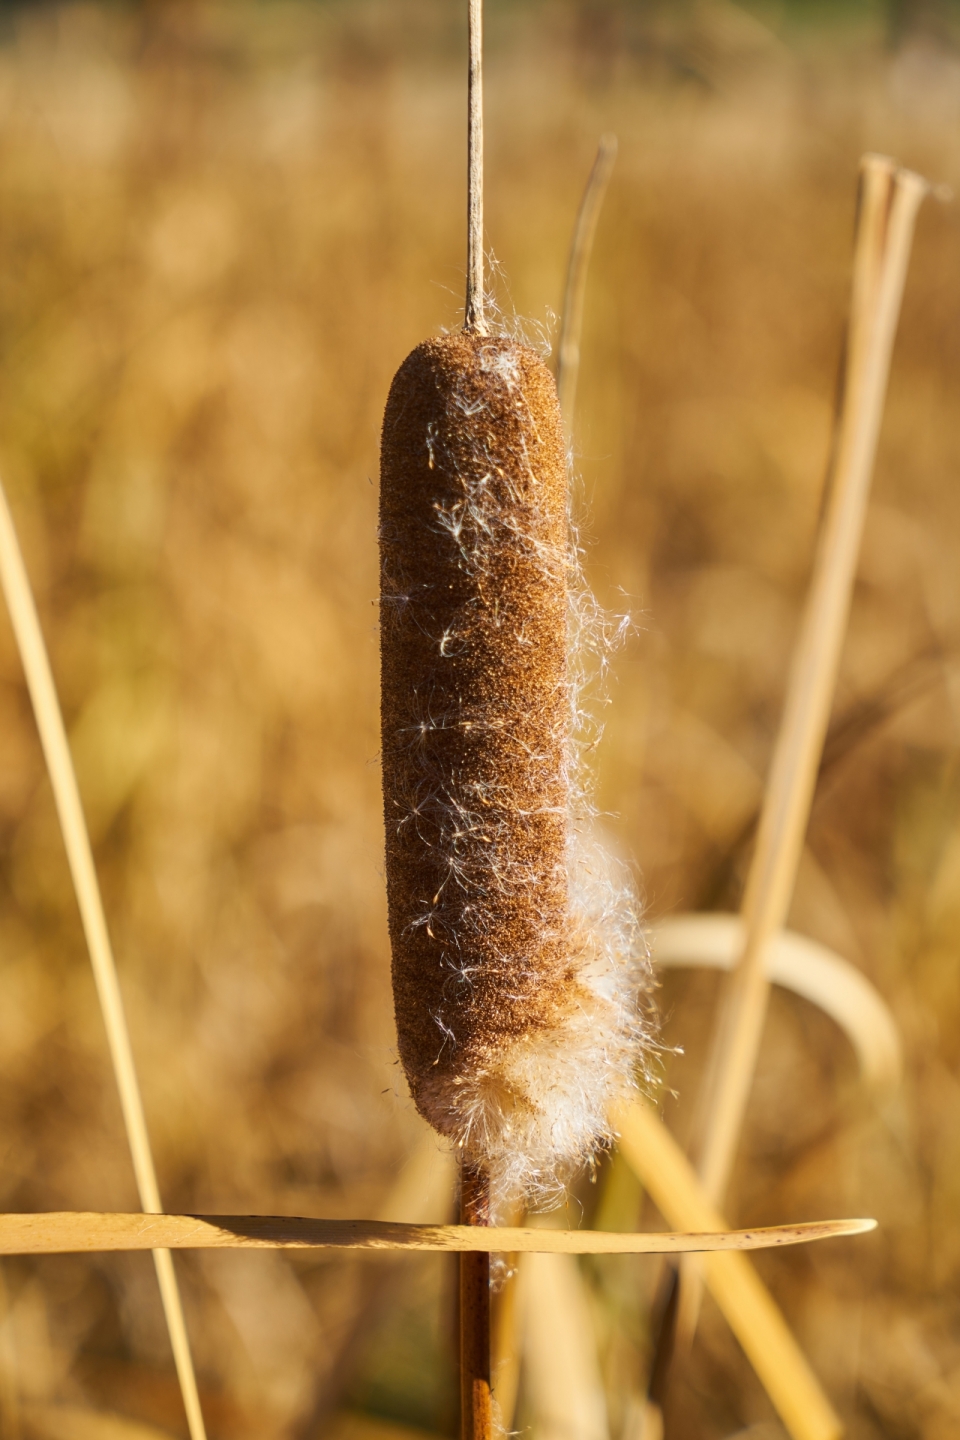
460;1164;492;1440
465;0;485;334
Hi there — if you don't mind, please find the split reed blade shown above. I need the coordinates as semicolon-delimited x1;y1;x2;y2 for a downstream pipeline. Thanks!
660;153;932;1377
0;481;208;1440
694;151;928;1206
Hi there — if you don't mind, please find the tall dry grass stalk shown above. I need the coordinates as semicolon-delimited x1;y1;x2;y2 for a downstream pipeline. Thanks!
614;1100;847;1440
665;153;932;1366
0;481;208;1440
516;1239;609;1440
691;154;929;1209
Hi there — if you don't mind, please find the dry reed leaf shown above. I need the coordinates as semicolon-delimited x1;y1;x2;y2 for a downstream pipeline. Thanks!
0;1212;872;1257
612;1099;845;1440
21;1403;179;1440
490;1248;520;1435
0;481;207;1440
516;1248;609;1440
651;915;902;1098
658;154;932;1378
556;133;618;446
691;154;928;1211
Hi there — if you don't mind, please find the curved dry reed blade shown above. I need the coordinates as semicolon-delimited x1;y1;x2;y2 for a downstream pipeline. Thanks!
0;481;208;1440
556;133;618;446
0;1212;875;1257
652;914;902;1098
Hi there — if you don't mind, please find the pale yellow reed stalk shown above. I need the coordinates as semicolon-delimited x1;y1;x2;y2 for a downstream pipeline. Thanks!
668;156;930;1360
490;1246;521;1432
614;1099;847;1440
516;1247;609;1440
0;481;207;1440
0;1264;19;1440
556;134;618;446
0;1211;874;1256
691;153;923;1207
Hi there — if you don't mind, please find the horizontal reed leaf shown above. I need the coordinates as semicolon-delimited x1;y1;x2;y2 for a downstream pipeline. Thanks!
0;1212;875;1257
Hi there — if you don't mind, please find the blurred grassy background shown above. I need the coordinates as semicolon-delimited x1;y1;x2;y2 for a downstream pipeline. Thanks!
0;0;959;1437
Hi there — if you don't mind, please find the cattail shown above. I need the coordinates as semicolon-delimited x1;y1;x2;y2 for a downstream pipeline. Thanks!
379;328;646;1201
378;2;647;1213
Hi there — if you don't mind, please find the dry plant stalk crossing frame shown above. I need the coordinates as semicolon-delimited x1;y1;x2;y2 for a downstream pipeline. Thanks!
646;152;938;1400
0;1211;874;1257
0;484;209;1440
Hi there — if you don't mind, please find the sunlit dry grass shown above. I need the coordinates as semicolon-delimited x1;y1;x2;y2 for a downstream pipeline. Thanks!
0;2;959;1438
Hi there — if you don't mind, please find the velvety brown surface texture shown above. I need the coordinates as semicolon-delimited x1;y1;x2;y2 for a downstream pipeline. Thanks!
379;332;571;1134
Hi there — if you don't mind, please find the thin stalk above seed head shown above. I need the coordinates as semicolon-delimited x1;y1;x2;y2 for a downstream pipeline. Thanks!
377;0;650;1210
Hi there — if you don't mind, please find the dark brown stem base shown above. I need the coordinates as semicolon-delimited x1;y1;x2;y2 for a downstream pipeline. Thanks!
460;1164;492;1440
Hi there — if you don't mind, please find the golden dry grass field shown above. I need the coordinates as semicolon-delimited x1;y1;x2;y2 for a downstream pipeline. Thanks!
0;1;959;1438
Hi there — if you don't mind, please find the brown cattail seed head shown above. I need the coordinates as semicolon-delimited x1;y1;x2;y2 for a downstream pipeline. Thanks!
380;332;645;1200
